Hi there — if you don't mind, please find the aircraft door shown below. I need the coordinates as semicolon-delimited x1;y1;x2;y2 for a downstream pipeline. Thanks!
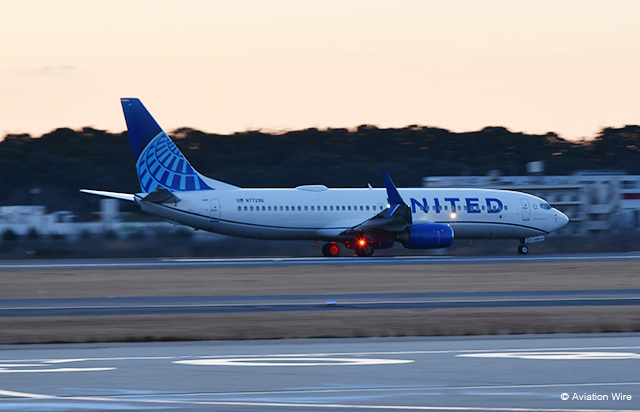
520;198;530;221
210;199;220;222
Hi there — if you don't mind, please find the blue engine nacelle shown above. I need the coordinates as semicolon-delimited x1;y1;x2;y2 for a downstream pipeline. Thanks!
398;223;454;249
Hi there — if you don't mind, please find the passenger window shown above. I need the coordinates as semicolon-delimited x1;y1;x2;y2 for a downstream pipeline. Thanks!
250;206;254;211
237;206;241;211
285;206;289;211
297;206;301;211
365;205;369;211
342;206;346;211
304;206;308;211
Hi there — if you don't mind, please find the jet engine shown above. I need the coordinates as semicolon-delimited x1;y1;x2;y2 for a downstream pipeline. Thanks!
397;223;454;249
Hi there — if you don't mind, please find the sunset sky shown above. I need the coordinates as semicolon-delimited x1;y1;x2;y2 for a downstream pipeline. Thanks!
2;0;640;140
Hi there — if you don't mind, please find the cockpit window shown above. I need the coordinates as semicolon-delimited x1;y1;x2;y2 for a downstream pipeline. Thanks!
540;203;551;210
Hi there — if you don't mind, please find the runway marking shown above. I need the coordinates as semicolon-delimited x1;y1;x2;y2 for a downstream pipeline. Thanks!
458;351;640;360
174;357;414;367
0;356;175;363
193;345;640;359
0;389;55;399
0;367;115;373
4;347;640;365
107;397;640;411
125;400;640;411
2;389;640;412
0;357;173;373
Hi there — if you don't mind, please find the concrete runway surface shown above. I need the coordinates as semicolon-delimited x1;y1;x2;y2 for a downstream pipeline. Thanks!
2;252;640;270
1;290;639;317
0;333;639;411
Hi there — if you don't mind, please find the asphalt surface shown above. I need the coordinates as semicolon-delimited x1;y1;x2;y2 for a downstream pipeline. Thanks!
1;289;639;317
0;333;638;411
1;252;640;269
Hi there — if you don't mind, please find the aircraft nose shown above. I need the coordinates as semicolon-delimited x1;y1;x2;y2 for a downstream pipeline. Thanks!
556;210;569;229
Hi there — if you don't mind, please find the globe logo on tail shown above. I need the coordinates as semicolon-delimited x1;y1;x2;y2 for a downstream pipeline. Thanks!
136;132;211;192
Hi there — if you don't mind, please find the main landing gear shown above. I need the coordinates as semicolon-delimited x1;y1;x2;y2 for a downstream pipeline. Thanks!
355;243;374;257
321;241;375;257
322;242;341;257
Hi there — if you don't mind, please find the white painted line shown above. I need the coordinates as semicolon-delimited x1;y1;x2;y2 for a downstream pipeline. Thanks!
0;356;176;363
174;357;414;367
458;351;640;360
83;398;640;412
0;389;55;399
0;367;115;373
194;346;640;359
115;381;640;399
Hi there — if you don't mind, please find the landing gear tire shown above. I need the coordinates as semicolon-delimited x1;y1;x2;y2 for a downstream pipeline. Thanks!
355;245;374;257
518;244;529;255
322;242;341;257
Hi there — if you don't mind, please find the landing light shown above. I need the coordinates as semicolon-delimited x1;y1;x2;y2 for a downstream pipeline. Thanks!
358;239;367;246
450;212;457;219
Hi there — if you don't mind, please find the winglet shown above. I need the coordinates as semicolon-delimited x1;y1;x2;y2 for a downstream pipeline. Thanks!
382;171;406;207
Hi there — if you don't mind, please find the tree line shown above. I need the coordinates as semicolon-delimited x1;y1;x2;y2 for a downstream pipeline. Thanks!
1;124;639;217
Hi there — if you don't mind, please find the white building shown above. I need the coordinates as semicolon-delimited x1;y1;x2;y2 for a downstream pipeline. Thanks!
0;199;190;239
423;170;640;235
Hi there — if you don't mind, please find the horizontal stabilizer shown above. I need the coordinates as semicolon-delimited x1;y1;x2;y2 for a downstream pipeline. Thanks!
80;189;135;202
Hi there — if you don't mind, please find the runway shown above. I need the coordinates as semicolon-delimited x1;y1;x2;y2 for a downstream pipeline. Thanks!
0;334;638;411
1;289;639;317
1;252;640;270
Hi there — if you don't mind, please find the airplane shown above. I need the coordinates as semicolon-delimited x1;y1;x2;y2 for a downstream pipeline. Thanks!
81;98;569;257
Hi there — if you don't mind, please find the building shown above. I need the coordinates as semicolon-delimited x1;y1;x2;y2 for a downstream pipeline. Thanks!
423;171;640;235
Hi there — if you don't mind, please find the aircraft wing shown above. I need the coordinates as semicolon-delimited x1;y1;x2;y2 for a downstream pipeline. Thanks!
341;172;413;235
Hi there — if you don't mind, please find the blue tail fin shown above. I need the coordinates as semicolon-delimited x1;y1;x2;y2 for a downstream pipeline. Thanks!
121;98;238;192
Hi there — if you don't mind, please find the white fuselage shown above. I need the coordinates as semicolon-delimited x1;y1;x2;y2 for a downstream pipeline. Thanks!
135;186;568;242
